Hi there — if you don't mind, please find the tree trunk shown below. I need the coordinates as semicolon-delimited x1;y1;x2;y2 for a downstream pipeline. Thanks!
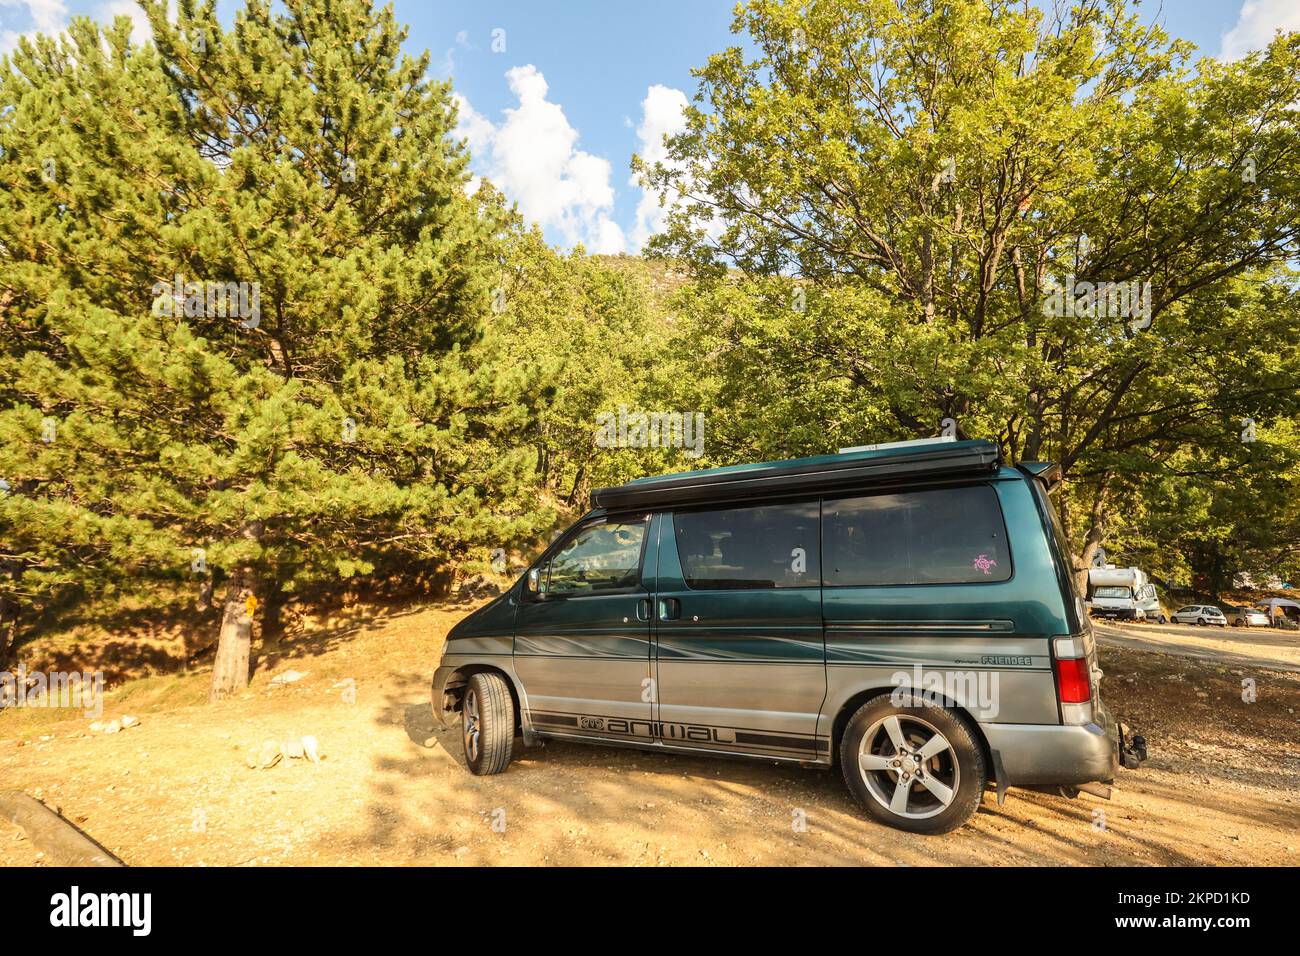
1207;547;1226;601
208;521;262;702
261;577;285;640
0;561;20;672
0;594;16;672
196;577;214;612
565;465;587;508
208;569;255;701
1073;475;1113;598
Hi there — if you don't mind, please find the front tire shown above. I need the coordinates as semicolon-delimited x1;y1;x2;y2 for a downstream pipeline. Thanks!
461;672;515;775
839;693;986;835
1197;617;1207;626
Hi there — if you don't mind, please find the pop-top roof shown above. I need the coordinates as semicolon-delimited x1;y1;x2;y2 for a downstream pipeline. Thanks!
590;438;1002;511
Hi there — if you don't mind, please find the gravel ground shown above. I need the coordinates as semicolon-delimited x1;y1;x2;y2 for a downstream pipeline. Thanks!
2;603;1296;866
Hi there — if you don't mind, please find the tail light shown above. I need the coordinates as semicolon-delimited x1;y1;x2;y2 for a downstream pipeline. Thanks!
1053;635;1096;725
1055;657;1091;702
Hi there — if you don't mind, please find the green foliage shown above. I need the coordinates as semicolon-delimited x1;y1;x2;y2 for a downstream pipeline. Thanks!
640;0;1300;585
0;0;551;658
3;0;1298;673
488;214;703;509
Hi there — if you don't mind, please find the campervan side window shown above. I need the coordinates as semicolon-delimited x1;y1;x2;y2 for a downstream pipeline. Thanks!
547;519;647;596
823;485;1011;586
674;501;820;590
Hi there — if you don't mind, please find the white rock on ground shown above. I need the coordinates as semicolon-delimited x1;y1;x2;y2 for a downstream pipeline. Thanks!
270;670;310;686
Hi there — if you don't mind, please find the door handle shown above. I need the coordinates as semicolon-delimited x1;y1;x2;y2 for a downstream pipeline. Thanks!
636;597;651;622
658;597;681;621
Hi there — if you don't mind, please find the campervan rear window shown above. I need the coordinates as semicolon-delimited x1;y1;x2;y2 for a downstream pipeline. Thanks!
823;485;1011;586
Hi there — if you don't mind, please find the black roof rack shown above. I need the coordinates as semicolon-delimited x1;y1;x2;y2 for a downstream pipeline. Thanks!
591;439;1002;511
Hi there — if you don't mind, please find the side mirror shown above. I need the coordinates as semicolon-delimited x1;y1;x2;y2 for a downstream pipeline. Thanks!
526;566;545;598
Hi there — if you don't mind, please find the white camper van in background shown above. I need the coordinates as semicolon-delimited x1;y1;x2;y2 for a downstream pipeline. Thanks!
1087;566;1164;622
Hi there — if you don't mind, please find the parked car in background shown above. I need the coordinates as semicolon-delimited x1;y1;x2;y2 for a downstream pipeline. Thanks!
1171;605;1228;627
1224;605;1270;627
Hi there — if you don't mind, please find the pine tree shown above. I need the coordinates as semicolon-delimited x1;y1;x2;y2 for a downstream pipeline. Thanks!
0;1;550;693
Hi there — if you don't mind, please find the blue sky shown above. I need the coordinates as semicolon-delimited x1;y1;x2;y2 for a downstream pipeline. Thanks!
2;0;1296;252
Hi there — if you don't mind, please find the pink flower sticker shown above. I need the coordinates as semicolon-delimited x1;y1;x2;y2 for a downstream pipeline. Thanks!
972;554;997;576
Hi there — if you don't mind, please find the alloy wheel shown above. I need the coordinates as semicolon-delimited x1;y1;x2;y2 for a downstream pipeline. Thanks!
857;714;960;820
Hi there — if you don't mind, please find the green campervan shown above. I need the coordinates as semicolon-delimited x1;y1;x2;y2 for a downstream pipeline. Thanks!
431;438;1143;834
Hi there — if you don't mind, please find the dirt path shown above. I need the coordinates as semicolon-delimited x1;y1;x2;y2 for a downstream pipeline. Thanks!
1094;621;1300;672
2;601;1296;866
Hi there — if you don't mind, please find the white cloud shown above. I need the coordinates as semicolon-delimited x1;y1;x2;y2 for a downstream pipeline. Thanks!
0;0;68;55
437;29;472;77
455;64;625;254
452;92;495;158
629;84;690;252
0;0;164;56
1220;0;1300;61
97;0;152;46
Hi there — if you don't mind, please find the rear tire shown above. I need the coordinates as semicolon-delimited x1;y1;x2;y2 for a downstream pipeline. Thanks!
461;672;515;775
839;693;986;835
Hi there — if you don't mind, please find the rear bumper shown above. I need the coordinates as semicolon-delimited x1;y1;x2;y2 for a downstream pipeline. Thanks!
983;706;1119;786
